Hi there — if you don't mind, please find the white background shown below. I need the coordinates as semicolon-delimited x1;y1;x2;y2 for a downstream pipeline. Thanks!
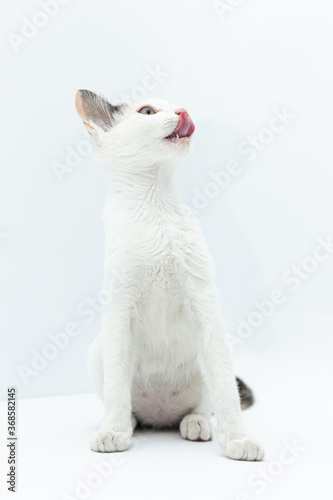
1;1;333;400
1;2;333;500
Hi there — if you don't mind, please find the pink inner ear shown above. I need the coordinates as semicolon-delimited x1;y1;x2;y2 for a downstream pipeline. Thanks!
83;120;95;131
75;90;112;132
76;89;123;132
75;91;90;122
75;91;97;131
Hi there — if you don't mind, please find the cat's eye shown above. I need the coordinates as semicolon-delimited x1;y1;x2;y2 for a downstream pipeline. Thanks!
138;106;156;115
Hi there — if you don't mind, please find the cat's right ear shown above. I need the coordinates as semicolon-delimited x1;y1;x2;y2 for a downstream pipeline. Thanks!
75;90;120;134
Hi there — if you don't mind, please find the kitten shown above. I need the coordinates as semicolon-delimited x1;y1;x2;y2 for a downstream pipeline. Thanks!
75;90;264;461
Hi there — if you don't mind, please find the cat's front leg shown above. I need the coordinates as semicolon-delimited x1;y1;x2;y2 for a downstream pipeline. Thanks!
91;301;134;453
195;298;264;461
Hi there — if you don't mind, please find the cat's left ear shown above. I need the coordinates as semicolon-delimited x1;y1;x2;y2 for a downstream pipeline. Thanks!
75;89;120;134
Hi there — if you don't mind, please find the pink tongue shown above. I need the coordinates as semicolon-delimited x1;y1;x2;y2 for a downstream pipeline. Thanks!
173;112;195;138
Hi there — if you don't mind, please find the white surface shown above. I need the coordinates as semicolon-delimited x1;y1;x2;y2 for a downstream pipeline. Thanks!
1;0;333;398
1;313;332;499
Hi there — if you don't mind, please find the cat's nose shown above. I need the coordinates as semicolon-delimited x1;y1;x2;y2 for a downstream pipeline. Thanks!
175;108;187;115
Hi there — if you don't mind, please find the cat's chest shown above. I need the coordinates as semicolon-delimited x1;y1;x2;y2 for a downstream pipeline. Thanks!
131;256;198;365
107;210;213;304
134;222;203;289
132;230;207;328
110;211;199;264
117;215;210;357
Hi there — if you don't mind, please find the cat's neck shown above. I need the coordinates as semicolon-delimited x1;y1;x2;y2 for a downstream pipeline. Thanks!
106;160;182;211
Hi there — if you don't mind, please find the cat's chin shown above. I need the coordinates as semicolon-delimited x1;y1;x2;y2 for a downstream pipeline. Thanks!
164;136;191;145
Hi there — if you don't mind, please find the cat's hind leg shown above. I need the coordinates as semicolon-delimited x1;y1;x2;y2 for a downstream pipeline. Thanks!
131;413;138;430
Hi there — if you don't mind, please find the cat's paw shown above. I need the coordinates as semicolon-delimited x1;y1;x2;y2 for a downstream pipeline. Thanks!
90;430;131;452
225;437;264;461
180;414;213;441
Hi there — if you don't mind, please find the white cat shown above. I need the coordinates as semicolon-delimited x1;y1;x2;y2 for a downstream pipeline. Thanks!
75;90;264;461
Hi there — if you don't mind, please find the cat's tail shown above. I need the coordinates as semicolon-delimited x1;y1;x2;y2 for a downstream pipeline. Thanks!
236;377;254;410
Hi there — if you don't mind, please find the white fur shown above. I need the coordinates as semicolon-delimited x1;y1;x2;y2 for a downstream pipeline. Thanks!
76;94;264;461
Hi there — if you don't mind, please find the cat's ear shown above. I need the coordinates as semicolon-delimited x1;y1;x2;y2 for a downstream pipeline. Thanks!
75;89;120;133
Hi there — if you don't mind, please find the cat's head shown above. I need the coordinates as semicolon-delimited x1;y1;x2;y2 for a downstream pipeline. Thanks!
75;90;195;169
